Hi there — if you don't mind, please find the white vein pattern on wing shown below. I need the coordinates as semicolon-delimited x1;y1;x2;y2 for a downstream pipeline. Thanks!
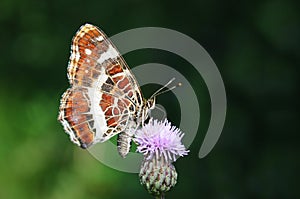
59;103;81;146
87;66;109;143
70;44;80;63
63;118;81;146
97;44;119;64
68;44;80;83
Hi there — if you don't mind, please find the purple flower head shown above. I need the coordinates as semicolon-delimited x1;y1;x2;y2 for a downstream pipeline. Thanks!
134;118;189;162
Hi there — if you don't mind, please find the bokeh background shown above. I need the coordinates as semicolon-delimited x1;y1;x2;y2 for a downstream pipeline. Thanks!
0;0;299;198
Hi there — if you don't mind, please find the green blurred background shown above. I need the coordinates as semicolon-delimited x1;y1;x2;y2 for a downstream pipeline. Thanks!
0;0;299;198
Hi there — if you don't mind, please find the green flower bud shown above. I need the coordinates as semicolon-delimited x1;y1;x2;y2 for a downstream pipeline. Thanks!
139;155;177;197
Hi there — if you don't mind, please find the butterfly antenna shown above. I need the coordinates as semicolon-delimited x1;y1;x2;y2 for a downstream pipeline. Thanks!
150;78;182;99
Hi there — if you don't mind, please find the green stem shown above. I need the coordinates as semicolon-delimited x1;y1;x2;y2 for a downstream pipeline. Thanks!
155;193;165;199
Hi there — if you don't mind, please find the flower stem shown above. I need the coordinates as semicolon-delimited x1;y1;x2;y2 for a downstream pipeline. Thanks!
155;193;165;199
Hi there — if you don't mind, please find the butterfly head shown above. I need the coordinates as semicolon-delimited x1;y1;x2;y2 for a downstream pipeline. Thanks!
141;78;180;125
140;97;156;124
146;97;156;111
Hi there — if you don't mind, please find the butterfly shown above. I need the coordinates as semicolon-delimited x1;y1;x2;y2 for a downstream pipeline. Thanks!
58;24;157;158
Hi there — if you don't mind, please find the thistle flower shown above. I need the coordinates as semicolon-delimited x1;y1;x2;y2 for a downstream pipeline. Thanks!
135;119;189;162
134;118;189;198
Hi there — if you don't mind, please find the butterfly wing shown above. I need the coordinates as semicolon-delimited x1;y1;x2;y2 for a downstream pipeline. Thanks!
58;24;143;148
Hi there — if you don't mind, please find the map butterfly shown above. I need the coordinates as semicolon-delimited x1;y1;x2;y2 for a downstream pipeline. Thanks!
58;24;156;158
